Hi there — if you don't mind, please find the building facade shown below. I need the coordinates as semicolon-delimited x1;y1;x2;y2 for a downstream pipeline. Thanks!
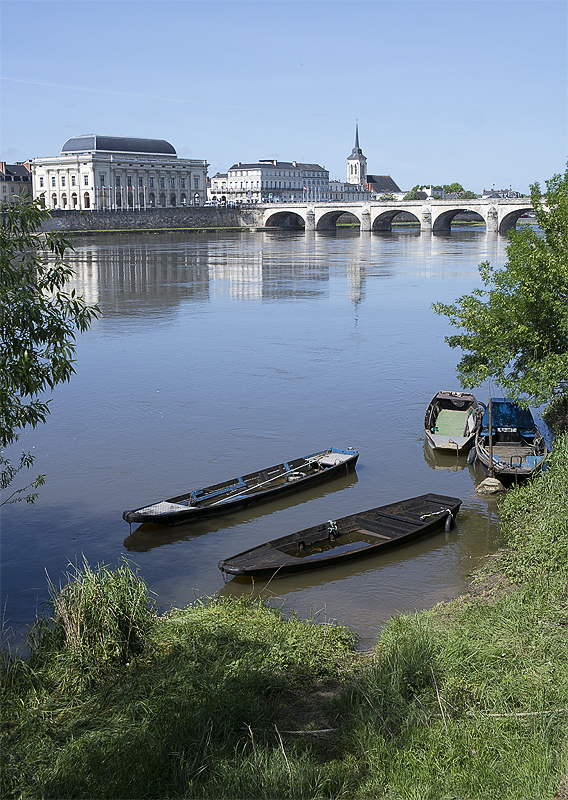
209;160;329;204
30;135;208;211
1;162;32;205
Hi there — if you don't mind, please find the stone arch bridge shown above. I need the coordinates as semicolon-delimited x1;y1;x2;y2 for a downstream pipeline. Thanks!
241;198;533;234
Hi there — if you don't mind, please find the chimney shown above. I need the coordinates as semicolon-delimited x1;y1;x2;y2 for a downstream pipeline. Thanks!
273;160;277;166
292;161;297;167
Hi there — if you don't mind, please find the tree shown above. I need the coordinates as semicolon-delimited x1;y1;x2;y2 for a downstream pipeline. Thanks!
1;199;99;504
403;190;422;201
432;166;568;406
443;182;465;194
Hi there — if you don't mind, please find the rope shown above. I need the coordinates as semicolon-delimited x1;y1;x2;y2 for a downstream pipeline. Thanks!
420;508;451;521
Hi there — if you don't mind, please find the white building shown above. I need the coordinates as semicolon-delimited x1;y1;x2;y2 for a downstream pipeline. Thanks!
30;135;208;211
209;160;329;204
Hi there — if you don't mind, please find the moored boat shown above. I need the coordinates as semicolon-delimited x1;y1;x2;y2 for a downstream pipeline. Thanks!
473;398;547;481
424;391;485;452
123;447;359;527
218;493;462;579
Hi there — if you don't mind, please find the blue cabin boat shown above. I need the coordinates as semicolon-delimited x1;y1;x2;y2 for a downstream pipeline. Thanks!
473;399;547;481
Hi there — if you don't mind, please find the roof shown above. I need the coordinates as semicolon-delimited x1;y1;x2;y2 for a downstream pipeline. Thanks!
367;174;401;193
228;161;327;172
1;163;31;179
61;135;176;155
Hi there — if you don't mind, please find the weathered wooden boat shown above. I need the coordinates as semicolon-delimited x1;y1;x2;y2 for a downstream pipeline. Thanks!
218;493;462;579
474;398;548;481
424;391;485;453
122;447;359;527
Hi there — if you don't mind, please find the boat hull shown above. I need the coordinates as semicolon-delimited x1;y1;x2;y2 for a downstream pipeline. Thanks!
424;391;484;453
473;399;548;482
123;448;359;526
218;493;462;579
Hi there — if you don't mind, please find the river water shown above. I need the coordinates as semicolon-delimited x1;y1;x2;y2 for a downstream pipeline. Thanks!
2;226;522;648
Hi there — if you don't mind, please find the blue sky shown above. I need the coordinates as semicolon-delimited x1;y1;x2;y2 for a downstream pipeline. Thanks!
1;0;566;192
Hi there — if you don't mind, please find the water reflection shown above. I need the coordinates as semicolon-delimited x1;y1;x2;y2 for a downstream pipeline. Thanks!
3;226;511;647
124;472;359;553
422;441;468;472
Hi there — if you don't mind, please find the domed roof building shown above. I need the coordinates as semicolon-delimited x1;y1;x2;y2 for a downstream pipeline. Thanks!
30;135;208;211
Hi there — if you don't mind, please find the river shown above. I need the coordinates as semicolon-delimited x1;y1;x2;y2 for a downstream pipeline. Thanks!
2;226;524;648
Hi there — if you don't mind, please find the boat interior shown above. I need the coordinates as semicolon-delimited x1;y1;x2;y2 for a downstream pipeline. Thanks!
426;393;479;439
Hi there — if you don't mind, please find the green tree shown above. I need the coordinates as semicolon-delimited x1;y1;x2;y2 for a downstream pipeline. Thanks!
433;167;568;406
1;199;99;504
403;189;422;201
443;182;465;194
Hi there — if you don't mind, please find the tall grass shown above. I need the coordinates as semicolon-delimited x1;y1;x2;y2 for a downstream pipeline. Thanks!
28;556;157;688
1;436;567;799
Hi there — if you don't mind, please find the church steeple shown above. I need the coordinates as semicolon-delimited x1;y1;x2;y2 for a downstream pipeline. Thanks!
346;122;367;186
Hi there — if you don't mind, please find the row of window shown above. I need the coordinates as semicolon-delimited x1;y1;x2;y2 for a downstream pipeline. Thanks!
39;174;200;190
231;170;326;178
41;191;202;209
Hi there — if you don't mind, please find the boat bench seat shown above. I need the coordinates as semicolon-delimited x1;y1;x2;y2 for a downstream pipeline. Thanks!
356;513;414;538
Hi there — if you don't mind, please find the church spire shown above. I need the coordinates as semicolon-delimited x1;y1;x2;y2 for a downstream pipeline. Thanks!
346;122;367;186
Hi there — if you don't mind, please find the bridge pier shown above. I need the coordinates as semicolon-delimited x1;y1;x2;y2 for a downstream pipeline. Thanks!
361;208;371;232
486;206;498;233
421;206;432;232
305;209;315;232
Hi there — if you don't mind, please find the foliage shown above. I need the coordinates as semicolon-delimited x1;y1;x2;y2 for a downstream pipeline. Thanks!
0;198;99;501
432;166;568;405
460;190;478;199
444;182;465;194
403;189;422;201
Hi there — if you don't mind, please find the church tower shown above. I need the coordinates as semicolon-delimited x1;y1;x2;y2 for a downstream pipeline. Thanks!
346;123;367;186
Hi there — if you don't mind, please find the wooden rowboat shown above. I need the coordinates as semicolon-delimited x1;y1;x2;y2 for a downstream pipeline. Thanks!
218;493;462;579
424;391;485;453
473;399;548;481
123;447;359;527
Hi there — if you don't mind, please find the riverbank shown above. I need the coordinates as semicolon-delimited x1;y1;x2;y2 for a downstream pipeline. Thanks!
2;434;566;799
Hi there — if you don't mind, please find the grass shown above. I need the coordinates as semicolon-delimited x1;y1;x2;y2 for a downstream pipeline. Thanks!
2;436;567;798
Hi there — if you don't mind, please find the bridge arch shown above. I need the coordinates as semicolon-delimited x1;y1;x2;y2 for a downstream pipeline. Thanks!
264;210;305;229
316;210;361;230
432;208;485;232
371;209;420;231
499;207;533;235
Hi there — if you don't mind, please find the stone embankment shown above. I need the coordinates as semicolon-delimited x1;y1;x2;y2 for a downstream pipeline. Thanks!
39;206;258;234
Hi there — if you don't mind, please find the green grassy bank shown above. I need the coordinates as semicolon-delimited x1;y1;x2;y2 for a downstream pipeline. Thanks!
2;436;567;799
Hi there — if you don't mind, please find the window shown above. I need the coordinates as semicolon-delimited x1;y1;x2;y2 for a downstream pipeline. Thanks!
61;177;66;187
180;178;186;189
138;177;143;187
194;177;199;189
51;176;56;187
127;177;132;187
170;177;175;188
84;174;88;186
99;174;105;186
71;175;76;186
160;177;165;189
39;177;44;187
115;176;121;188
149;177;154;188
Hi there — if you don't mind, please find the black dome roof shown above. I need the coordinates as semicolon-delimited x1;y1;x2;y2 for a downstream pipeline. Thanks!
62;135;176;155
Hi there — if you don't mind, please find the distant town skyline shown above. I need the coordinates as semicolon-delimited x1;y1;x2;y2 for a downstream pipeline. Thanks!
1;1;566;194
